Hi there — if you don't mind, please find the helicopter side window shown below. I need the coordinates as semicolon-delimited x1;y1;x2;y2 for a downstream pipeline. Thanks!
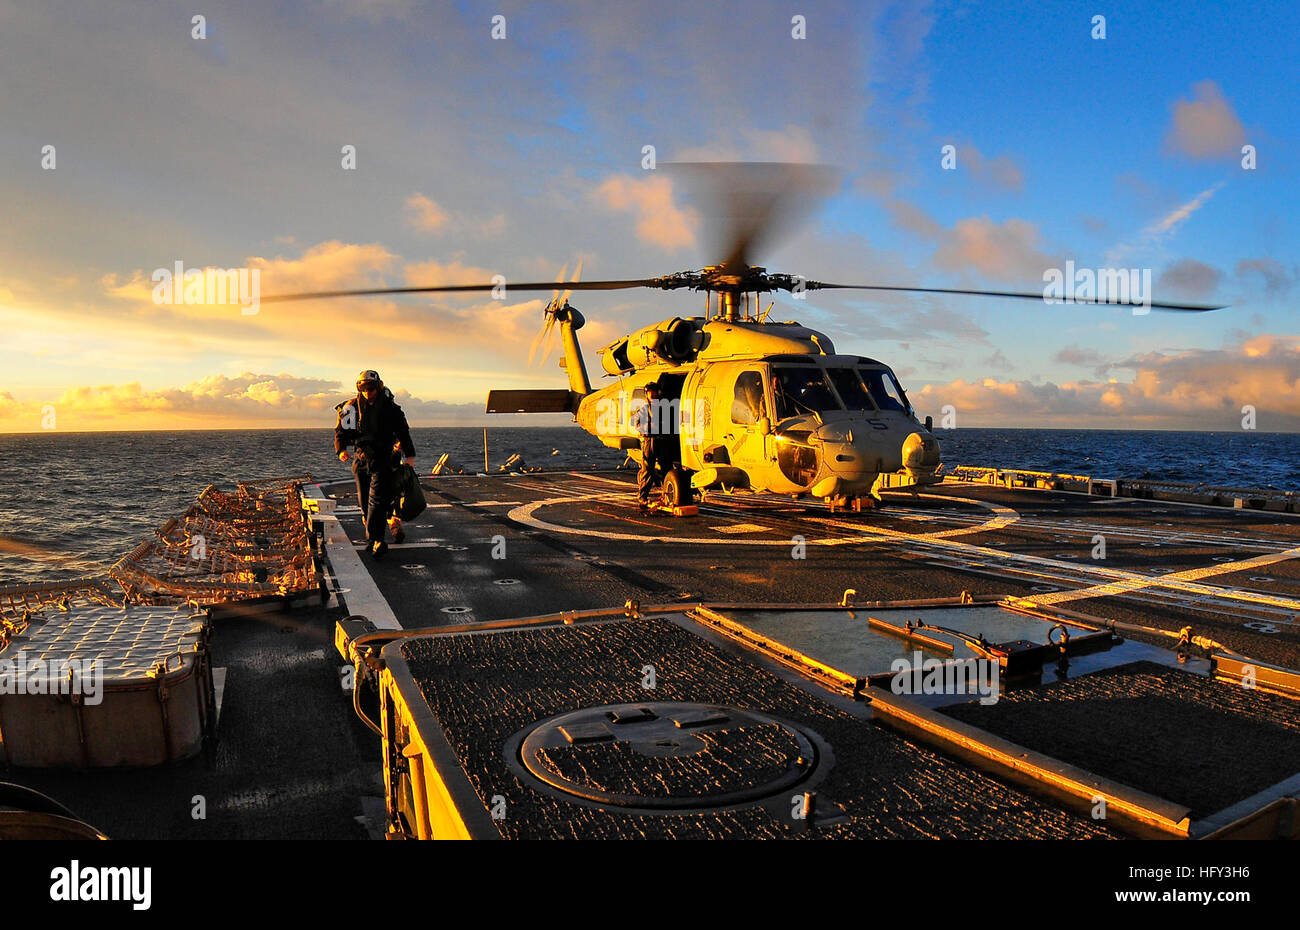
860;368;910;414
772;367;841;420
826;368;877;412
731;371;767;426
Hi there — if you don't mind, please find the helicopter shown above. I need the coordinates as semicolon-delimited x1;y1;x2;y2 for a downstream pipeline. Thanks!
265;163;1223;513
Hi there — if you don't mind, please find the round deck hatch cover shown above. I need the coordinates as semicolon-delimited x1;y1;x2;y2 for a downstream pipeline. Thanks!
510;702;821;811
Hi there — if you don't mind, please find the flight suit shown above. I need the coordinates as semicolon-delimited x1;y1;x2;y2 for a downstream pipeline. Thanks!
335;388;415;544
632;397;667;504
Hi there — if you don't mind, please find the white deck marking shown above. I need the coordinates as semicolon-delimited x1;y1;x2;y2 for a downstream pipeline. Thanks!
502;481;1300;611
306;483;401;630
1032;545;1300;608
816;496;1300;612
506;493;1013;547
571;473;636;487
713;523;769;534
351;541;450;550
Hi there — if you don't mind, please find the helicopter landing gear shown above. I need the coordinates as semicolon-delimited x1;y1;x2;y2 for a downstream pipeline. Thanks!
661;466;695;509
827;494;878;514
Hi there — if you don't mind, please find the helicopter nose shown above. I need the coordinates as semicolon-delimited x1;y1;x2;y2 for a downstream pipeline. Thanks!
902;431;941;477
814;432;884;495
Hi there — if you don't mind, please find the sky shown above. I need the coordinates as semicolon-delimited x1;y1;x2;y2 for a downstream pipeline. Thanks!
1;0;1297;433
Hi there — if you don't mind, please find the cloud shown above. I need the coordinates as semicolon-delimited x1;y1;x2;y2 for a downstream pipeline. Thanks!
404;194;506;238
812;294;990;345
934;217;1058;282
0;371;567;432
405;193;450;233
982;349;1013;371
886;200;943;239
86;240;614;382
252;240;398;296
885;202;1058;283
1157;259;1221;299
1052;345;1109;368
1164;80;1247;160
1106;183;1224;263
1147;183;1224;240
916;335;1300;430
592;174;698;251
401;258;501;289
961;144;1024;192
1235;258;1297;298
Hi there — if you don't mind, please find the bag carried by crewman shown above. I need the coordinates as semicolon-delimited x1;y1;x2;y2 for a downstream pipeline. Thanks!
393;463;427;520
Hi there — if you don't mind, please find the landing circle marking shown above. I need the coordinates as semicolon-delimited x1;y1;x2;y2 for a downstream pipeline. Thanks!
506;492;1018;547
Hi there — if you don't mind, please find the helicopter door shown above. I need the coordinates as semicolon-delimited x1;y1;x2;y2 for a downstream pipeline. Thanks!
683;385;714;469
727;370;772;468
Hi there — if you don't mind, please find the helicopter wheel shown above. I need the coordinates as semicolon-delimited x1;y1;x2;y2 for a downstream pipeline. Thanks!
662;467;694;508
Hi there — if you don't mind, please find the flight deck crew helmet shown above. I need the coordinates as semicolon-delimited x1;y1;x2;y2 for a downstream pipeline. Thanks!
644;380;661;395
357;370;382;391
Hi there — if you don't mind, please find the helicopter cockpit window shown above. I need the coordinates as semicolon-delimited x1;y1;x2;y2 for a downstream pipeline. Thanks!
772;367;842;420
826;368;877;412
731;371;767;425
860;368;911;414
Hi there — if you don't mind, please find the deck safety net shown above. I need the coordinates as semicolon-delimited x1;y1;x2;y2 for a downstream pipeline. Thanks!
0;477;320;638
108;477;318;605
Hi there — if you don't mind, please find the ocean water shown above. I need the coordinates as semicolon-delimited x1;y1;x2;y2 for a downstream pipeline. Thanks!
1;426;1297;586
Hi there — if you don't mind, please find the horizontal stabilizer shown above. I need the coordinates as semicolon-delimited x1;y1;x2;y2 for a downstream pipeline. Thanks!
486;389;579;414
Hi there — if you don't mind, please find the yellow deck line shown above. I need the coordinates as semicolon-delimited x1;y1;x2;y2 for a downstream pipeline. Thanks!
1031;545;1300;607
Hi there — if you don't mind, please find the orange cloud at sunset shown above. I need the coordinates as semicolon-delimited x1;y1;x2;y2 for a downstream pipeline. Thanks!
3;335;1295;435
0;372;568;433
593;174;698;251
914;335;1300;431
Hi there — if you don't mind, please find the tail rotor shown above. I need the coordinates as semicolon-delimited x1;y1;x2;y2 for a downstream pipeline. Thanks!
528;258;583;368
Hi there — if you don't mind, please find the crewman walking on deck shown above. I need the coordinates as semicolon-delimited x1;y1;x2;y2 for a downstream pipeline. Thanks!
632;380;667;514
335;370;416;558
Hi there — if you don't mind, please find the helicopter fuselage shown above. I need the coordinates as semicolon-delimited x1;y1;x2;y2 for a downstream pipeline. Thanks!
572;318;942;502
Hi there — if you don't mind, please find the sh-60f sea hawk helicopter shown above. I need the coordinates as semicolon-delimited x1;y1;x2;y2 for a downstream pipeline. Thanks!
266;163;1221;512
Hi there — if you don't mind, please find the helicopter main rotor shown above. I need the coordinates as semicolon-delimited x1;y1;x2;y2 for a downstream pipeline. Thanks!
262;162;1225;316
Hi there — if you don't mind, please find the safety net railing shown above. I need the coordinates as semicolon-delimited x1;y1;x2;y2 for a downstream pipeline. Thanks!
108;478;317;605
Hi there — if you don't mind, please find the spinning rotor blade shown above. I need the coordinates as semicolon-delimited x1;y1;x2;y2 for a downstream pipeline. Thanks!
559;256;584;305
539;257;583;366
550;263;569;304
808;282;1224;312
526;311;555;366
539;316;560;366
528;264;568;367
263;278;659;303
671;162;839;272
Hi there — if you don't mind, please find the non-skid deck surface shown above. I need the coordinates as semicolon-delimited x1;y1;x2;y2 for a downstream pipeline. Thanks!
398;616;1115;839
941;660;1300;817
338;471;1300;669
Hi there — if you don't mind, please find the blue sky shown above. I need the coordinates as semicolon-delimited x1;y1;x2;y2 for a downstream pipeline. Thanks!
0;0;1296;431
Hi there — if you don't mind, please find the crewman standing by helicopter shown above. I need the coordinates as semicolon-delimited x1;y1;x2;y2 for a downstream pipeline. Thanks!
631;381;669;513
335;370;416;558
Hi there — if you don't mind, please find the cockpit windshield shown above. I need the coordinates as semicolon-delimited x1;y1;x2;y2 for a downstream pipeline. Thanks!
825;368;877;412
860;368;911;414
772;366;842;420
